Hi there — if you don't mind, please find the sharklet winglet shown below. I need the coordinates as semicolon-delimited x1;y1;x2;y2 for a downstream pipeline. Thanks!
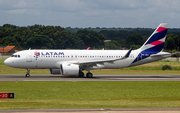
118;47;133;60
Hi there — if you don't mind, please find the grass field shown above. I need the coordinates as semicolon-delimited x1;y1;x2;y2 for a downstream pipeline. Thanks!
0;81;180;109
1;59;180;74
1;59;180;109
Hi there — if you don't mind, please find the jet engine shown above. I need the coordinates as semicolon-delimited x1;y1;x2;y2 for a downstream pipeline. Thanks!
50;63;79;76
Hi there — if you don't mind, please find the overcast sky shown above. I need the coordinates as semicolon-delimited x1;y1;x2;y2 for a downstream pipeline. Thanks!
0;0;180;28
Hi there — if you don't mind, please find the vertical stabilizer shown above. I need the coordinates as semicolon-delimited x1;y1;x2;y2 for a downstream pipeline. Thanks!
132;23;168;64
140;23;168;54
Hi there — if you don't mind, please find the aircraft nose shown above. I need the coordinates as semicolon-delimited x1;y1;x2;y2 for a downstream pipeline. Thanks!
4;58;11;66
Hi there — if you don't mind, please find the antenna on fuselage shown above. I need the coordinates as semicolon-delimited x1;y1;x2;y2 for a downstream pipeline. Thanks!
29;48;31;50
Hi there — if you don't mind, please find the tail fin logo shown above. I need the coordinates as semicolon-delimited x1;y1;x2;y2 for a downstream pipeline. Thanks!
149;40;164;46
156;26;168;32
141;23;168;52
132;23;168;64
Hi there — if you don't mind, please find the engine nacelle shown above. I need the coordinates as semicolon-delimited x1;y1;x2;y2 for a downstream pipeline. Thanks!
61;64;79;75
50;63;79;76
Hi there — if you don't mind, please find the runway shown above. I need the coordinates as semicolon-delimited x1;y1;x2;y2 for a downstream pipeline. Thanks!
1;74;180;82
1;108;180;113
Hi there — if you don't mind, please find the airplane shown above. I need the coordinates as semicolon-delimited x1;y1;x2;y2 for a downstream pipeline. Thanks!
4;23;172;78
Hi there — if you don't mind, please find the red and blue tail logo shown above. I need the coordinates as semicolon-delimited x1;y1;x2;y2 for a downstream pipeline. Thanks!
132;23;168;63
141;23;168;53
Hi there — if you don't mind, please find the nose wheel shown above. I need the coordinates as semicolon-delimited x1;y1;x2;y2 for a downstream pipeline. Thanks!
26;69;30;77
26;74;30;77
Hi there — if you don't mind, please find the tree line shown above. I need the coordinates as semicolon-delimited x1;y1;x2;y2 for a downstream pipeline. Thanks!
0;24;180;52
0;24;105;50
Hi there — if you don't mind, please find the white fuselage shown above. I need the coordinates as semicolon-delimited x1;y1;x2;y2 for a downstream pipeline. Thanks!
4;49;171;70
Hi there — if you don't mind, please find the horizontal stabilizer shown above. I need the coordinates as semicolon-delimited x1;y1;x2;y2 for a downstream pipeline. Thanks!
150;52;171;57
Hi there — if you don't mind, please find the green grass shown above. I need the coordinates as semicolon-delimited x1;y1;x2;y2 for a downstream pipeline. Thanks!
1;59;180;109
0;81;180;109
1;59;180;74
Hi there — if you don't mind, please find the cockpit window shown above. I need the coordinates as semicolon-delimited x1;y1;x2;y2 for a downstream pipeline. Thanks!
11;55;20;58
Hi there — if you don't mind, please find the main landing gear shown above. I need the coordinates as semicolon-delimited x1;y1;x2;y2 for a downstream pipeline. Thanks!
86;72;93;78
78;70;93;78
25;69;30;77
78;70;84;77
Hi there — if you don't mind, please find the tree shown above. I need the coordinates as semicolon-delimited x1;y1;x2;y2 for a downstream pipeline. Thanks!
105;41;121;50
26;34;52;49
164;34;180;51
76;29;105;49
130;45;141;50
126;34;144;48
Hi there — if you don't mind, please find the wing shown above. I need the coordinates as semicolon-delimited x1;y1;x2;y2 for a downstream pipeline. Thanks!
73;48;133;70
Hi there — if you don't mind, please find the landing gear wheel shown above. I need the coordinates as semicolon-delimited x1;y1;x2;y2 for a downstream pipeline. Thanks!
25;69;30;77
86;72;93;78
26;74;30;77
78;71;84;77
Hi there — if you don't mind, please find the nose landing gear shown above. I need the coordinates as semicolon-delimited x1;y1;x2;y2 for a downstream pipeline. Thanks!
25;69;30;77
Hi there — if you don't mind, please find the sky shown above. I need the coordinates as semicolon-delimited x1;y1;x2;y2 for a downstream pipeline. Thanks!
0;0;180;28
